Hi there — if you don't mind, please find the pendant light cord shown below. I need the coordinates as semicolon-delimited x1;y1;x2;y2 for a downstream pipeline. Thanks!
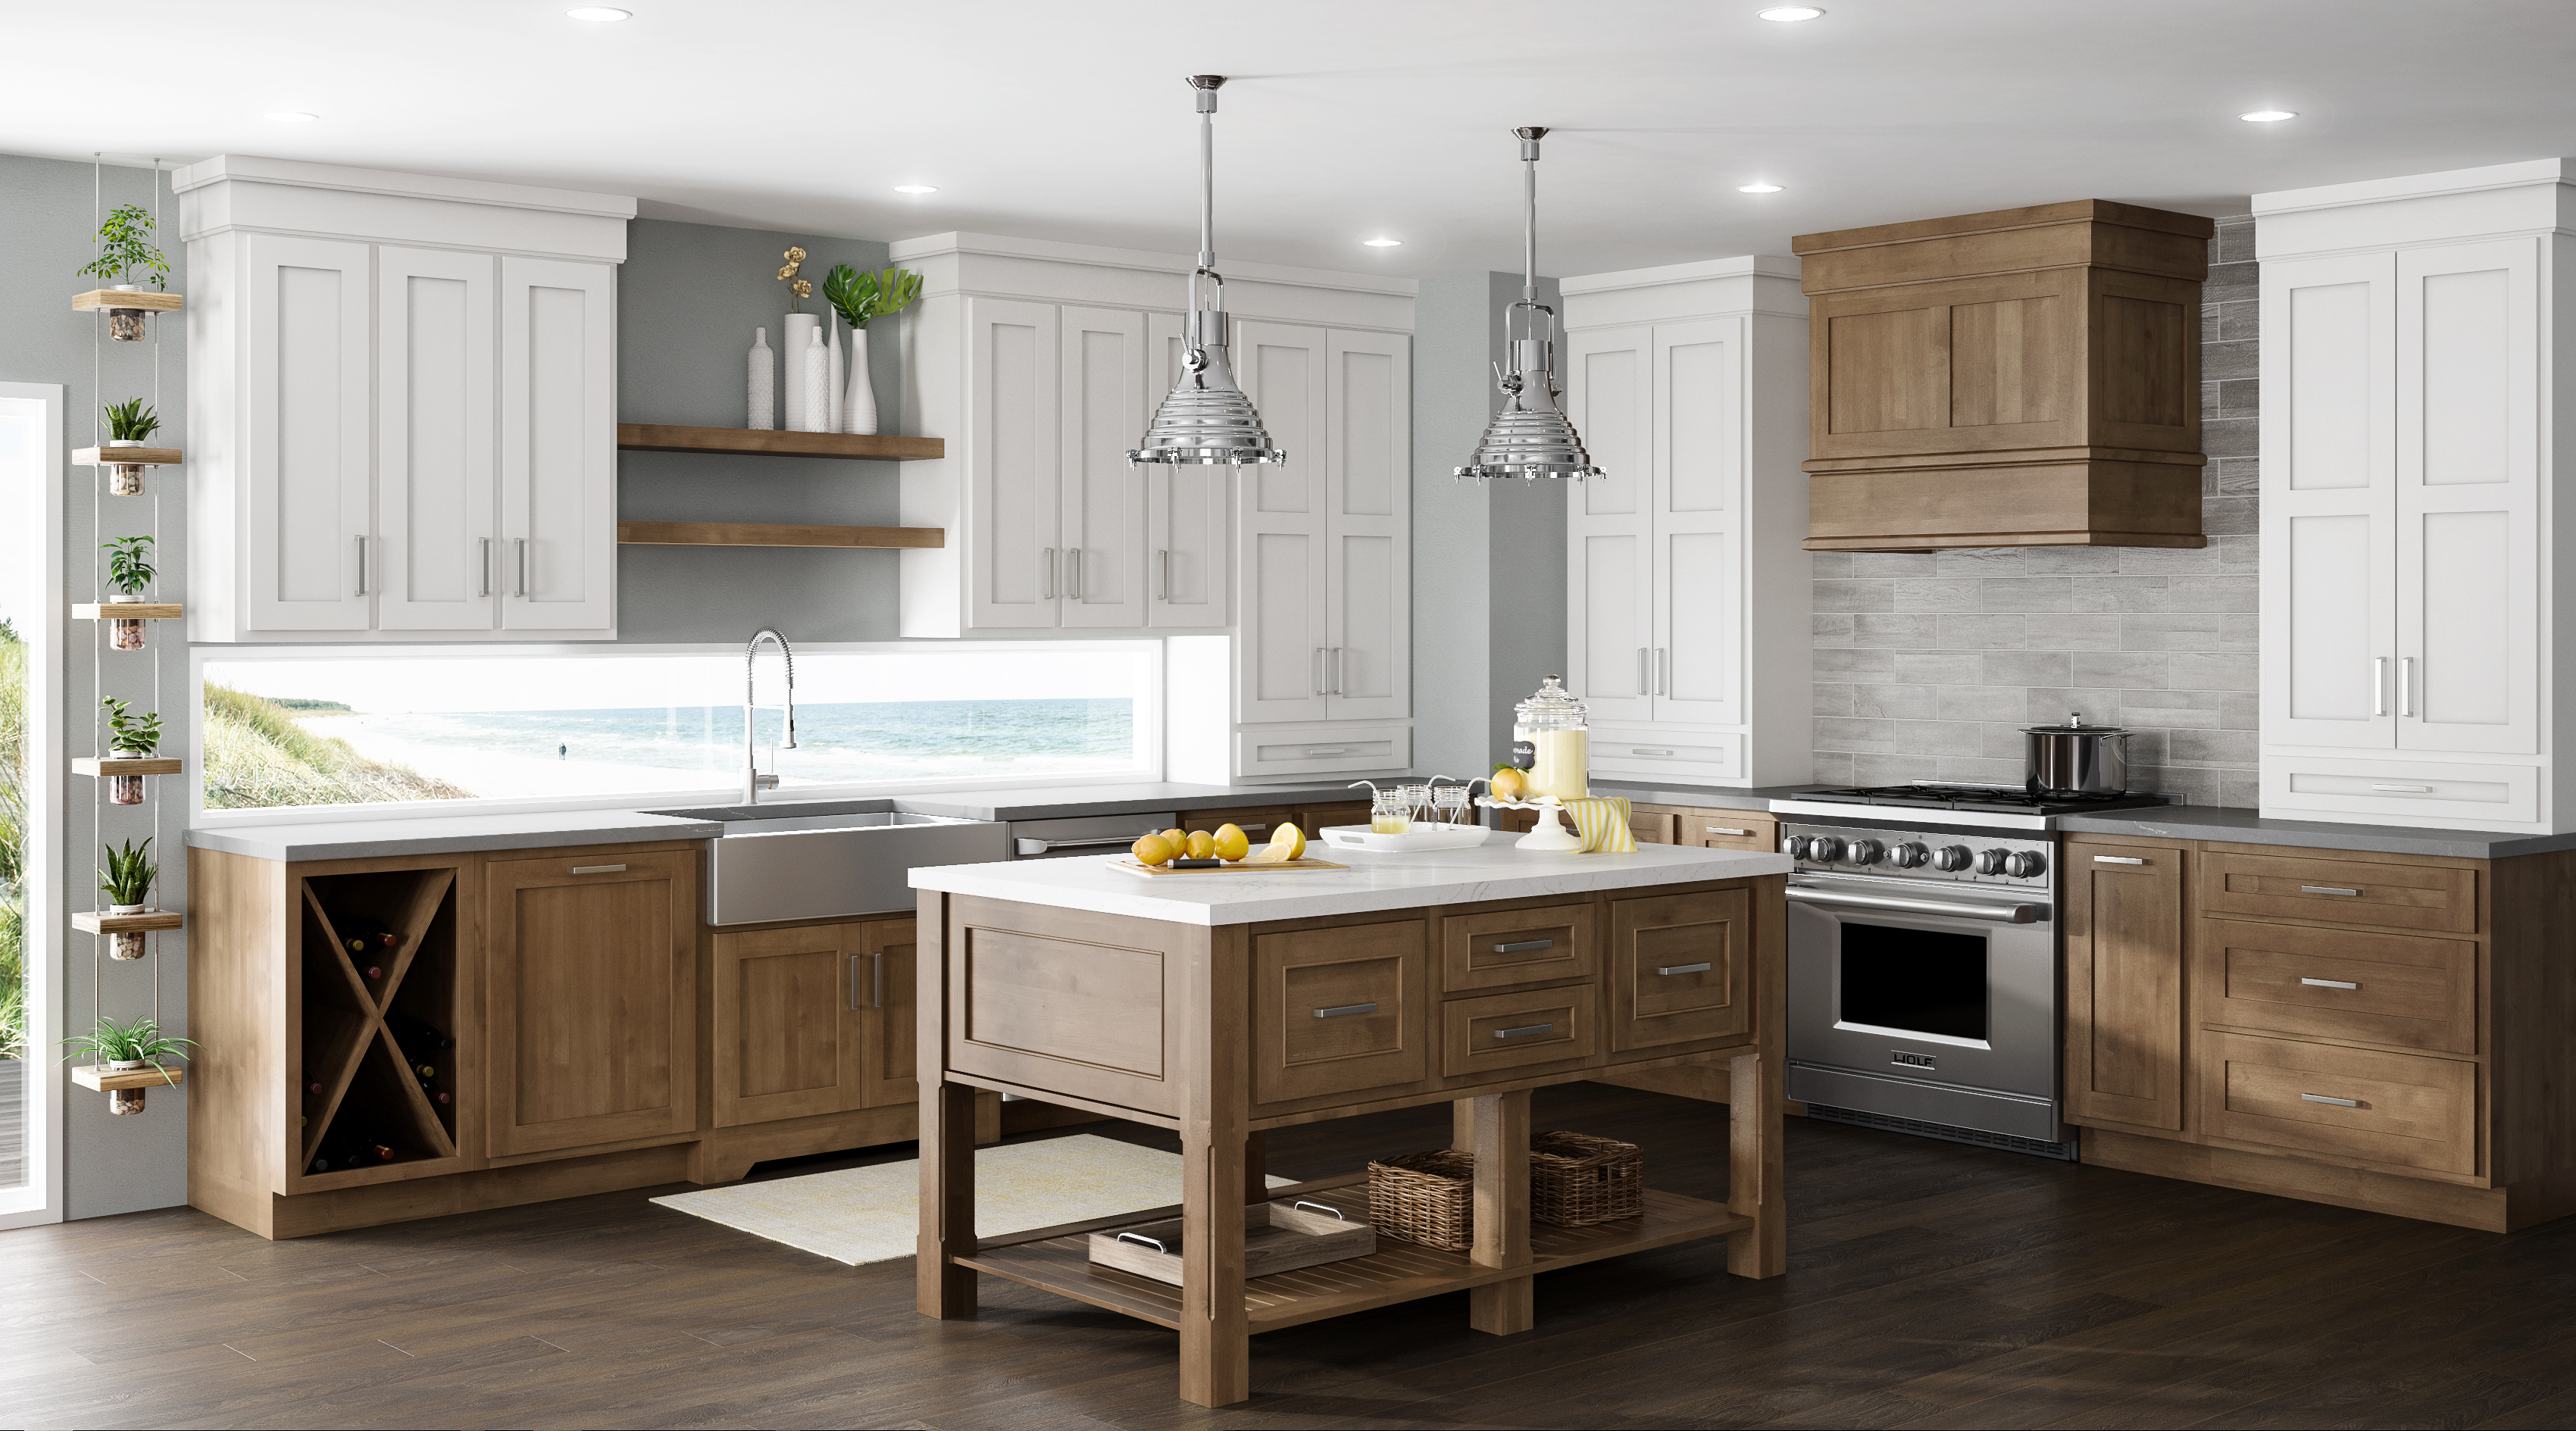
1199;105;1215;273
1522;146;1538;308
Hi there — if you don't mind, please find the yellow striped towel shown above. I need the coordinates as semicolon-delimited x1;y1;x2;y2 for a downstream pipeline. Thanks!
1565;796;1637;853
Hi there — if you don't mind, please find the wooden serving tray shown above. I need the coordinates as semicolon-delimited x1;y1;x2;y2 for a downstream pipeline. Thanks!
1088;1200;1374;1285
1108;858;1349;877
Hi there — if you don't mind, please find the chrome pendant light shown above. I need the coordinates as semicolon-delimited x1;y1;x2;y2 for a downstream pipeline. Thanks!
1128;75;1285;468
1457;127;1603;483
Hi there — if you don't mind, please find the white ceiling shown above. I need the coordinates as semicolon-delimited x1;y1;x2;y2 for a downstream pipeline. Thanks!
8;0;2576;277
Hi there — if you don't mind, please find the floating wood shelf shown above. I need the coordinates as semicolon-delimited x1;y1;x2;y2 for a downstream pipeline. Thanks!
75;757;184;776
617;520;946;550
74;909;185;935
75;446;183;467
73;289;183;313
616;423;943;461
73;603;183;620
72;1064;188;1093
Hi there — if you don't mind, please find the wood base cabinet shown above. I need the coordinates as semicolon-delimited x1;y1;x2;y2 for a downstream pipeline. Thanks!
2062;833;2576;1233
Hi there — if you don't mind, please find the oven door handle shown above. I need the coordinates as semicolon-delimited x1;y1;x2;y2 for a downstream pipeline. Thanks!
1787;884;2048;924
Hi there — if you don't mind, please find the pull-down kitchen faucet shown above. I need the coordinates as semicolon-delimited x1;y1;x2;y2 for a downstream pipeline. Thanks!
743;626;798;803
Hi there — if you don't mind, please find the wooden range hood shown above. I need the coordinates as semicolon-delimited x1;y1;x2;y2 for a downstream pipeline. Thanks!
1794;200;2214;551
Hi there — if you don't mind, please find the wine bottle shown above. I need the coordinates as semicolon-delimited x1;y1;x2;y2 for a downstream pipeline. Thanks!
336;913;402;955
387;1016;453;1051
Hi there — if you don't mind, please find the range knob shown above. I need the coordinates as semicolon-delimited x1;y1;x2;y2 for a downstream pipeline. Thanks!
1846;839;1886;866
2005;850;2049;879
1805;836;1846;863
1888;842;1930;869
1931;845;1972;872
1974;847;2010;876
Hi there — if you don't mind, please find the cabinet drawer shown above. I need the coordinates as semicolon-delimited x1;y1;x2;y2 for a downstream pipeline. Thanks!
2199;1031;2477;1176
1625;805;1678;844
1441;986;1599;1079
2198;919;2476;1054
1679;809;1777;851
1440;902;1598;994
1587;728;1743;783
2199;851;2477;935
2262;756;2538;826
1235;723;1411;780
1609;889;1752;1053
1255;920;1429;1105
1293;801;1373;836
1183;806;1293;838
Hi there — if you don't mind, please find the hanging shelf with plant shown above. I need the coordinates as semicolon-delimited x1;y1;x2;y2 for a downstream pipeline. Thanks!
65;1014;194;1115
77;836;177;959
77;400;180;494
76;535;180;648
78;697;178;803
72;204;180;340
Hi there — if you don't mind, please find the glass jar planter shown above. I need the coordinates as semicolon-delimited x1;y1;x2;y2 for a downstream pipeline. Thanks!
108;773;145;805
109;617;147;651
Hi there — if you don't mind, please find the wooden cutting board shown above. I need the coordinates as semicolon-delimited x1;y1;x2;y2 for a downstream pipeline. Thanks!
1108;858;1349;877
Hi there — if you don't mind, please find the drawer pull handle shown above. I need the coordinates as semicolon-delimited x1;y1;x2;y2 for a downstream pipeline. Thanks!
1292;1200;1344;1219
1705;826;1750;837
1314;1002;1379;1019
2371;783;2436;793
2301;886;2360;897
2301;977;2361;990
1493;939;1555;954
2093;855;2146;865
1656;962;1713;976
1631;748;1675;757
1305;748;1349;757
1115;1233;1168;1253
2300;1093;2362;1108
1494;1022;1555;1040
568;864;627;875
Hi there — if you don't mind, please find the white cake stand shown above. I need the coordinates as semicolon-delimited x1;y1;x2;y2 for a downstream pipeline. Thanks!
1475;795;1585;851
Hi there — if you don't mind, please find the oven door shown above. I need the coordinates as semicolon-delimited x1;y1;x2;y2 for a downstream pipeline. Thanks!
1786;875;2059;1113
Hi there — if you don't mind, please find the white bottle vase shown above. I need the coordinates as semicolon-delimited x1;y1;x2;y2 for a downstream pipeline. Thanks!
797;327;832;433
824;315;843;434
780;313;821;430
747;327;775;430
843;325;880;435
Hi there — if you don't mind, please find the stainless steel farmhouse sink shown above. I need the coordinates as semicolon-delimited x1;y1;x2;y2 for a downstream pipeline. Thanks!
647;799;1008;926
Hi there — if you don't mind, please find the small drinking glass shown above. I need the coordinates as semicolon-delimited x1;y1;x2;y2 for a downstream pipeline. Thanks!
1396;782;1433;824
1370;789;1411;835
1433;784;1471;827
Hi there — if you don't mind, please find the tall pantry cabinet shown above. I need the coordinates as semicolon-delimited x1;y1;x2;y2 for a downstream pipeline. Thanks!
2253;159;2574;832
177;156;633;642
893;233;1417;782
1558;257;1813;787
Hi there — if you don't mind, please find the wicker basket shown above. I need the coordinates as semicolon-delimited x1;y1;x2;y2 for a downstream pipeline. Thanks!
1367;1149;1476;1251
1529;1131;1645;1226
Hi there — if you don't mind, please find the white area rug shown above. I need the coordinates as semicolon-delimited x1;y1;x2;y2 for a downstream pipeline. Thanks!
651;1133;1290;1267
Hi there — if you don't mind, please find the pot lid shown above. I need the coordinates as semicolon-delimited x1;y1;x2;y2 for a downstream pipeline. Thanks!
2022;711;2132;736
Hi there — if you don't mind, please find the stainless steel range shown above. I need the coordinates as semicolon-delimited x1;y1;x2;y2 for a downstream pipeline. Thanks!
1769;782;2167;1161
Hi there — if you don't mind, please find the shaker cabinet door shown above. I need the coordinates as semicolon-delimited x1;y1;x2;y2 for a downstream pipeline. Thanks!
2062;837;2189;1133
1059;306;1149;630
376;247;498;633
711;921;867;1128
499;256;617;635
1652;319;1745;726
1324;330;1411;721
1234;320;1332;723
1145;311;1233;628
966;297;1064;630
1564;324;1655;722
242;233;375;633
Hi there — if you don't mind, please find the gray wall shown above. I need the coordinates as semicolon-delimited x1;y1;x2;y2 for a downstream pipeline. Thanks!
1410;273;1569;780
615;218;905;642
1809;216;2262;806
0;152;191;1218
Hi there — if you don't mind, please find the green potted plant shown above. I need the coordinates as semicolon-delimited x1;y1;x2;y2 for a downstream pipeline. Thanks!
77;205;173;342
98;836;156;961
100;698;163;805
100;535;155;649
102;399;162;494
62;1012;194;1115
824;264;923;436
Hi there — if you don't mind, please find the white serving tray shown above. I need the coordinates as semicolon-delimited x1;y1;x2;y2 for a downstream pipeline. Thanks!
1320;823;1490;853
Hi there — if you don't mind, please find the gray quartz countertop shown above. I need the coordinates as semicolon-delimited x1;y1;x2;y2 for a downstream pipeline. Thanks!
2055;805;2576;859
1590;782;1813;813
186;809;724;863
885;781;1380;822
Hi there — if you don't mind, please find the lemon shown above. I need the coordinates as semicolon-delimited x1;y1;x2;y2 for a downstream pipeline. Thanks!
1243;844;1291;864
1131;833;1177;866
1211;823;1251;862
1185;830;1217;860
1490;767;1528;801
1161;827;1187;848
1268;822;1305;861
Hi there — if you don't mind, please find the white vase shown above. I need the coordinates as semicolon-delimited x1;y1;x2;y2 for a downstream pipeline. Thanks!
747;327;775;430
824;315;843;434
796;328;832;433
780;313;821;430
843;326;880;435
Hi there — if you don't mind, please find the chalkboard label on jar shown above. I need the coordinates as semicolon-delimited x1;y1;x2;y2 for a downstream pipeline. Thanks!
1508;740;1537;770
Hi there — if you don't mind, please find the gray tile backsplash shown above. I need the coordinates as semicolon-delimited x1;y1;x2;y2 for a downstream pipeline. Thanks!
1811;215;2261;806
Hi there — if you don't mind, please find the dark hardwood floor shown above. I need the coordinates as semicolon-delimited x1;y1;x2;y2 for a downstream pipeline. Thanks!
6;1083;2574;1429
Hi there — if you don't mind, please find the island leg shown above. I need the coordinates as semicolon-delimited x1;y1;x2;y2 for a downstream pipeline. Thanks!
918;1079;980;1317
1245;1129;1269;1204
1179;1121;1251;1406
1727;1048;1787;1278
1468;1088;1534;1334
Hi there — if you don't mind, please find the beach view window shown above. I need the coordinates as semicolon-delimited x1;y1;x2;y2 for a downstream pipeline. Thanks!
199;645;1155;813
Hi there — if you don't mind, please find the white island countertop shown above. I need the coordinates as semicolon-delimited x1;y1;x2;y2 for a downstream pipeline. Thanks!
908;830;1792;926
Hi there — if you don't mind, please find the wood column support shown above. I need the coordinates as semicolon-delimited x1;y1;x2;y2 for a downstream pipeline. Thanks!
916;892;978;1317
1467;1089;1535;1335
1178;926;1252;1408
1727;874;1790;1279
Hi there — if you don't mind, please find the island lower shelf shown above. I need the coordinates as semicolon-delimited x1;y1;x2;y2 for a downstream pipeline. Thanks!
961;1177;1752;1334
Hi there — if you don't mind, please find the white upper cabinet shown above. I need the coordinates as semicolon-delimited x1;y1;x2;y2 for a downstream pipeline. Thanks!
1060;306;1149;630
1146;311;1232;630
180;156;633;642
1233;320;1333;723
2254;160;2572;830
963;297;1063;631
1652;318;1745;729
1323;329;1411;723
1566;325;1654;724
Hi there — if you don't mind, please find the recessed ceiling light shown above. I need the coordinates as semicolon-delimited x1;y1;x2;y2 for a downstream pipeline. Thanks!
2240;109;2298;123
893;184;938;194
1758;6;1825;20
1362;237;1402;248
566;6;633;20
1737;183;1784;194
264;111;319;122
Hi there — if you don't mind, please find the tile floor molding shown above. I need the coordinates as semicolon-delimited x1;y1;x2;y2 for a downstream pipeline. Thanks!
1810;214;2262;808
4;1083;2573;1429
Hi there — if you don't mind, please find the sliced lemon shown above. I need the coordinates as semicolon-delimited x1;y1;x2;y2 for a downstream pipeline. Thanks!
1267;821;1305;861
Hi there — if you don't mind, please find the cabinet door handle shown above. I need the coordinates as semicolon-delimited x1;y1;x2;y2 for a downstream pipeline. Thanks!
848;952;863;1011
1493;939;1555;954
2300;977;2361;990
1655;961;1713;976
872;950;886;1009
1639;647;1649;695
1631;748;1675;758
1314;647;1327;696
516;537;530;597
1332;647;1346;695
2371;783;2435;793
2300;1092;2361;1108
567;864;626;875
1042;548;1055;600
2301;886;2360;897
1314;1002;1378;1019
1705;826;1750;837
2374;656;2387;717
2093;855;2146;865
1157;548;1170;601
1304;748;1348;756
1494;1022;1555;1040
479;536;492;598
355;535;369;595
1067;548;1083;601
2399;656;2414;717
1658;647;1668;696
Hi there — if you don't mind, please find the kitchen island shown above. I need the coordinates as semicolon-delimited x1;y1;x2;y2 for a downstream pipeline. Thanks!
909;834;1792;1407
